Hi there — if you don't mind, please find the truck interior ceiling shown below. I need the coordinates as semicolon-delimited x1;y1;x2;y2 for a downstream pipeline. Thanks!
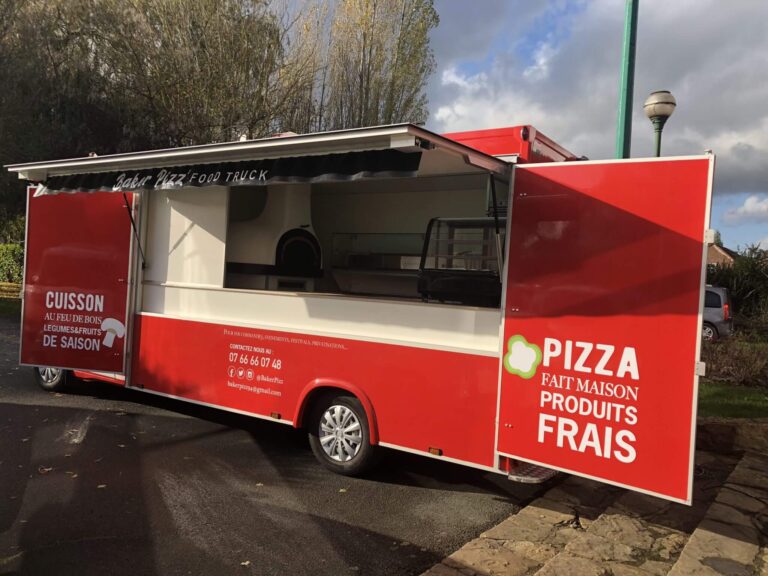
141;146;510;309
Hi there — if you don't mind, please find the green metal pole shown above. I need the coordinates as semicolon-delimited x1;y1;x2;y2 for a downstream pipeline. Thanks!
615;0;639;159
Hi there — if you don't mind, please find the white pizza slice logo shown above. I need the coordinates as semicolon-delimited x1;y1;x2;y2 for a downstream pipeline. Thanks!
503;335;542;379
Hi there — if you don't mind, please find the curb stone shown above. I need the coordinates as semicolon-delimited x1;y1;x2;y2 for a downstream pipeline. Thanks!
696;417;768;456
421;434;758;576
668;452;768;576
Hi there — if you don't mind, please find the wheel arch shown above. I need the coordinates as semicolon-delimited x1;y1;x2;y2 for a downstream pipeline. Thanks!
293;378;379;444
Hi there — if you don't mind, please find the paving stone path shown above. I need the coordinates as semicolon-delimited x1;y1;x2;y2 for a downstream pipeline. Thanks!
422;449;768;576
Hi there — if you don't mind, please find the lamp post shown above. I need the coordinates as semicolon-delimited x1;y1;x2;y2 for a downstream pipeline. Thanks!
643;90;676;157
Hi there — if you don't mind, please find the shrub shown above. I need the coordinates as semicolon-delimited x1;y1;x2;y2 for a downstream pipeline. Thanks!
702;333;768;387
0;214;25;244
0;243;24;283
708;244;768;343
736;310;768;342
708;244;768;319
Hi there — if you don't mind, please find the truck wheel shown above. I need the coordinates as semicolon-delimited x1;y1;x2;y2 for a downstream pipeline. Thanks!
702;323;718;342
308;394;377;476
33;367;67;392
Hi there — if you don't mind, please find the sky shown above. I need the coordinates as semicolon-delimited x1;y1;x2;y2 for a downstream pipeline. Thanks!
426;0;768;250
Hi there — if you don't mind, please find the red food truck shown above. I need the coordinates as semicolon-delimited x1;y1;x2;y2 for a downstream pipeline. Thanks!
6;124;714;503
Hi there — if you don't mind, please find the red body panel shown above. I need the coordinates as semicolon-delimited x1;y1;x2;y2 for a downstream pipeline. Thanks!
444;126;577;162
21;190;133;372
132;314;500;468
498;158;711;502
72;370;124;385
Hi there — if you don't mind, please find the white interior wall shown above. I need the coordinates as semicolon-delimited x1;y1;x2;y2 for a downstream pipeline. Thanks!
144;186;228;287
226;183;313;265
311;175;488;263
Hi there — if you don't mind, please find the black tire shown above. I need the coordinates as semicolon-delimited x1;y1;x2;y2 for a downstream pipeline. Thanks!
308;394;377;476
702;322;718;342
33;366;68;392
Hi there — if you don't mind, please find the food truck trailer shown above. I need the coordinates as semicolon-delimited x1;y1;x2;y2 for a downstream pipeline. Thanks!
6;124;714;504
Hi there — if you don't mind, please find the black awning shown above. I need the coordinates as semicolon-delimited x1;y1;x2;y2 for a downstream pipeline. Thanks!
36;149;421;195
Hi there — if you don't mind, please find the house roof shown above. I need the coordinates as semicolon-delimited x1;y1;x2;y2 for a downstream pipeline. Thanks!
707;244;740;266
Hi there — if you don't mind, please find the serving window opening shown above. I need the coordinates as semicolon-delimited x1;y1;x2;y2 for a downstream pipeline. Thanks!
220;171;508;307
136;141;509;310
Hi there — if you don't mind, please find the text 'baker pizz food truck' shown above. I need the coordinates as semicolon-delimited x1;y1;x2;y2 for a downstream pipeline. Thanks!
6;124;714;504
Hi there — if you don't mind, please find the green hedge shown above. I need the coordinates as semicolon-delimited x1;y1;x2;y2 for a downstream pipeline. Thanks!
0;243;24;283
707;245;768;319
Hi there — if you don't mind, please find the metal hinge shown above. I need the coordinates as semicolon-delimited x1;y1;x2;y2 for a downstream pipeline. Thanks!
695;362;706;377
704;229;716;245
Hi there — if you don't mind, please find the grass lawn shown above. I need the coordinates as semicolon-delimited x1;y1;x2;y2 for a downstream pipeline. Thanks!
0;282;21;320
698;379;768;419
0;283;21;320
0;298;21;320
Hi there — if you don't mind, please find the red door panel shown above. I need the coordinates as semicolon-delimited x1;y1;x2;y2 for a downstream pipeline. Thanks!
21;189;134;372
498;157;712;503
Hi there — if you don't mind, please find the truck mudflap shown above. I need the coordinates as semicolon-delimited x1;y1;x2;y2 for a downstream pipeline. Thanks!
497;156;713;504
20;189;134;373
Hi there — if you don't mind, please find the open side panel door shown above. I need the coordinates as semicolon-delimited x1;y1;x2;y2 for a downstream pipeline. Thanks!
21;189;134;373
497;157;713;504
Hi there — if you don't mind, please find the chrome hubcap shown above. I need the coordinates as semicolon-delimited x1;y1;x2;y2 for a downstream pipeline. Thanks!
39;367;61;383
319;404;362;462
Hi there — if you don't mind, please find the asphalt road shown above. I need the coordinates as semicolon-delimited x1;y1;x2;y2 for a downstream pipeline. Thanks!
0;317;547;576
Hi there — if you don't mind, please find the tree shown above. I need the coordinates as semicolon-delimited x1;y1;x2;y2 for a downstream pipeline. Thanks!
289;0;439;131
0;0;441;237
0;0;289;230
91;0;287;146
708;244;768;326
276;2;331;134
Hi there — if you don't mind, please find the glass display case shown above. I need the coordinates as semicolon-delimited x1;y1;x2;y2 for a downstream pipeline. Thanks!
418;217;506;307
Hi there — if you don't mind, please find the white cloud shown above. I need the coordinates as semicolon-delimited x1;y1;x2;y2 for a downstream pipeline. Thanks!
759;237;768;250
723;195;768;225
439;67;487;91
427;0;768;194
432;64;573;136
523;42;557;81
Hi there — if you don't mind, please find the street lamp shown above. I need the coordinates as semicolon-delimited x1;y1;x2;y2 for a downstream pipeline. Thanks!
643;90;676;157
